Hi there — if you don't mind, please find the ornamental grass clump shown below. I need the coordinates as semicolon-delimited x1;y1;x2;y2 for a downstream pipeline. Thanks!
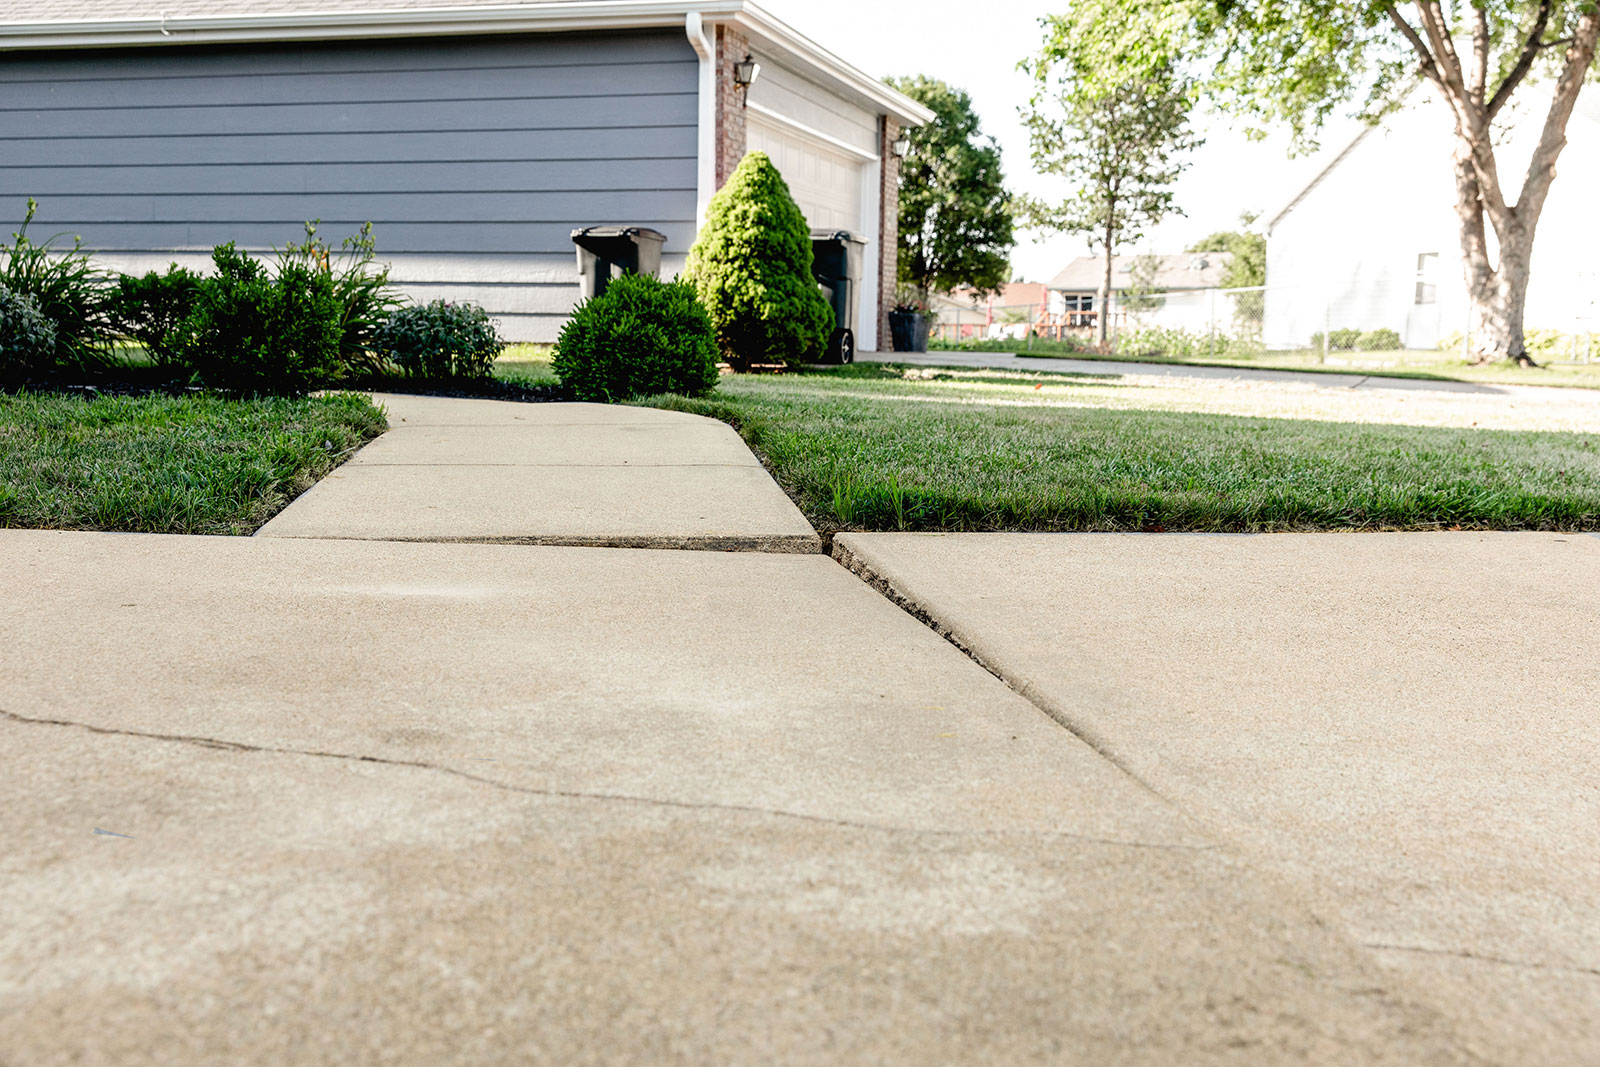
553;273;719;402
0;198;115;372
685;151;832;368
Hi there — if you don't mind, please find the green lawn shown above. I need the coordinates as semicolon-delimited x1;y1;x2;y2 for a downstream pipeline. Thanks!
0;391;387;535
633;364;1600;534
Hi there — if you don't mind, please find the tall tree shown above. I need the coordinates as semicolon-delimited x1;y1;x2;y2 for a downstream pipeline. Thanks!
1078;2;1600;365
1022;13;1201;345
1187;213;1267;289
887;76;1015;308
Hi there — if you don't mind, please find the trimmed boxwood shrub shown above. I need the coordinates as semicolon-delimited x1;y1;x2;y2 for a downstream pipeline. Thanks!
0;283;58;381
553;272;719;402
685;151;833;367
176;243;343;395
112;265;203;367
374;299;504;379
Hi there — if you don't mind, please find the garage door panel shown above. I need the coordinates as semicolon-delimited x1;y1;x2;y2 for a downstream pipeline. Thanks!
747;118;863;233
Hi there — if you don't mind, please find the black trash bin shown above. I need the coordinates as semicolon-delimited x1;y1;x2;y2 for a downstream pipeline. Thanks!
571;226;666;301
810;229;868;364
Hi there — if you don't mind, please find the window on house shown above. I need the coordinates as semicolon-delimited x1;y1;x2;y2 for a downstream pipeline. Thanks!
1415;253;1439;305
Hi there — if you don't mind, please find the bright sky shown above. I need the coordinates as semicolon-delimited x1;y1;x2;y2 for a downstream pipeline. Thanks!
758;0;1351;282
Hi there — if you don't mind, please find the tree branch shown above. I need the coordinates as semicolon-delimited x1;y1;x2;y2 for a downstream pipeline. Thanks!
1470;4;1489;104
1387;6;1445;90
1515;8;1600;229
1487;0;1553;119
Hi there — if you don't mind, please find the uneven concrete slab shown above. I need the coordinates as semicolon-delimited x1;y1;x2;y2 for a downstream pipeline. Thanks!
835;530;1600;1065
257;394;817;551
1;530;1474;1066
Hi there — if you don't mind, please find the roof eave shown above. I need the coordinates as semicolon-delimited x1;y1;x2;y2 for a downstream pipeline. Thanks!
0;0;933;126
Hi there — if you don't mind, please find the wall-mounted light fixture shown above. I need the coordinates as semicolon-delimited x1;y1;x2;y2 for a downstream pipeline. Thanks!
733;54;761;106
891;133;911;158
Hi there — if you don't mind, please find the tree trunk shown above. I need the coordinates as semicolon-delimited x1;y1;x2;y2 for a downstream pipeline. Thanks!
1098;225;1114;347
1466;236;1536;365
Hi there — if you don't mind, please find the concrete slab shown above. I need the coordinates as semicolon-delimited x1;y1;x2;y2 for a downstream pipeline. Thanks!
835;530;1600;1065
0;530;1473;1065
257;394;817;551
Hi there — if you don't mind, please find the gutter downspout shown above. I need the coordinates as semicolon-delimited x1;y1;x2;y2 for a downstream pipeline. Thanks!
686;12;716;231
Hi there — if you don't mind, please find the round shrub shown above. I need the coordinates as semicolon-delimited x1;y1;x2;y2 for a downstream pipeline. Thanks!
375;300;504;379
553;273;719;402
177;243;344;395
685;151;833;367
0;283;58;380
1357;327;1402;352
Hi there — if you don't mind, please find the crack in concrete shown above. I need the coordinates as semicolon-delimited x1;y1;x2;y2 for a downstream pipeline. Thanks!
1364;941;1600;979
0;708;1211;853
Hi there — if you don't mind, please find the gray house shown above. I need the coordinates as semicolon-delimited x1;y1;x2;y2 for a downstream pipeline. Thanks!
0;1;931;345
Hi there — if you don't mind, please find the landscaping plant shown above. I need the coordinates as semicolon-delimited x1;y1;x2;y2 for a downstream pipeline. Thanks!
1358;328;1402;353
685;152;832;367
0;198;114;372
177;243;343;394
280;221;403;374
375;299;504;379
0;284;59;381
553;273;719;402
112;265;202;367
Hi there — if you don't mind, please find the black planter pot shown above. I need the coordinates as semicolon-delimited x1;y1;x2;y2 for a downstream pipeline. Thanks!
888;310;928;353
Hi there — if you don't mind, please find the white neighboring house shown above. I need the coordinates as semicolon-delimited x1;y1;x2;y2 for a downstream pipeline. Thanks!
1046;253;1234;335
1264;82;1600;350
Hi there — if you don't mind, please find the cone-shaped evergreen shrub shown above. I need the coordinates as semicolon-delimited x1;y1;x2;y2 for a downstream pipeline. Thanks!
686;152;832;366
553;272;719;402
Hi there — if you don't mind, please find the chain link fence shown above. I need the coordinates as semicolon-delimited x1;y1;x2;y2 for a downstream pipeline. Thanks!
931;282;1597;363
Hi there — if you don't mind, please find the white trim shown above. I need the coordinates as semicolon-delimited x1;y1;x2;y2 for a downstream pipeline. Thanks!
0;0;935;127
858;150;881;350
746;102;879;163
735;4;934;127
685;12;716;231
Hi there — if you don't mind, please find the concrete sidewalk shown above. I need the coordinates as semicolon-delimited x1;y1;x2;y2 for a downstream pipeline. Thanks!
256;394;819;552
836;530;1600;1065
2;530;1476;1066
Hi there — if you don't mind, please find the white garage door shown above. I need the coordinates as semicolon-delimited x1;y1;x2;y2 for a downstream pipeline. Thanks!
747;116;864;232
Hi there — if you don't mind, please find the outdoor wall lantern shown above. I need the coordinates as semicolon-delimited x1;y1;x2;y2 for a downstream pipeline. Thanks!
733;54;761;102
891;133;911;158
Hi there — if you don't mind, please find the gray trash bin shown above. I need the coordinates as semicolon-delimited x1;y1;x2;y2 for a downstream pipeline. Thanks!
810;229;867;364
571;226;666;301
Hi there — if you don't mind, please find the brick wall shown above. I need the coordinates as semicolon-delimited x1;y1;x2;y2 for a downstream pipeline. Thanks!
878;116;902;350
714;25;750;186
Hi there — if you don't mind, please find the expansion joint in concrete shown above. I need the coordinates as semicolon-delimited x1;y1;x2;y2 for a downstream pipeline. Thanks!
829;540;1172;803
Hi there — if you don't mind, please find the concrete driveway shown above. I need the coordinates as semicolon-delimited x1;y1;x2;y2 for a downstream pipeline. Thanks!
1;530;1478;1066
836;530;1600;1066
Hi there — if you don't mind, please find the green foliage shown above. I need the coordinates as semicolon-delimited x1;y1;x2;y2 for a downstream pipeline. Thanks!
1358;328;1402;352
375;299;504;380
929;335;1092;355
279;220;403;374
553;273;719;402
1327;328;1361;351
885;76;1015;304
1186;217;1267;289
0;198;114;371
0;284;59;380
112;265;202;367
1118;325;1262;360
177;243;344;395
686;152;833;367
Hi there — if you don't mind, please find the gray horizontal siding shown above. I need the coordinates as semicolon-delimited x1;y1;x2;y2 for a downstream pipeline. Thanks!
0;30;700;327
